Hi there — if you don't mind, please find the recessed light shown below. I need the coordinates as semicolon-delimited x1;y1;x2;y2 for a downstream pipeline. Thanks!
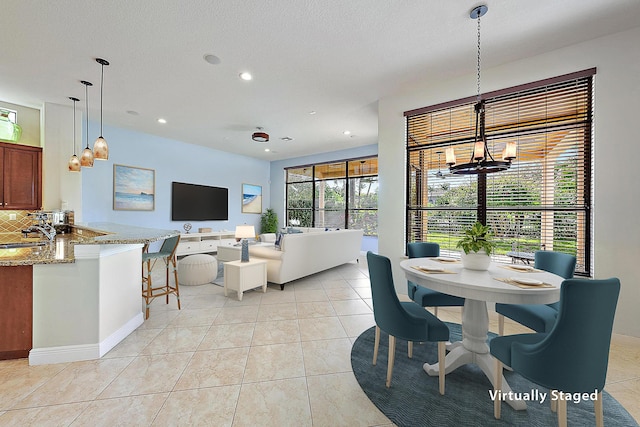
280;136;294;142
343;130;351;135
157;118;167;124
264;148;270;152
126;110;139;116
203;54;221;65
239;72;252;81
309;111;317;115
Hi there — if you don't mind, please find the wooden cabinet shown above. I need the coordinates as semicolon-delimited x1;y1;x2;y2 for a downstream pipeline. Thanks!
0;142;42;210
0;265;33;360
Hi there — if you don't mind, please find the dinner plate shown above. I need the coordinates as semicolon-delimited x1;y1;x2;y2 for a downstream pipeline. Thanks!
510;265;534;271
419;266;444;272
436;257;457;262
511;277;543;286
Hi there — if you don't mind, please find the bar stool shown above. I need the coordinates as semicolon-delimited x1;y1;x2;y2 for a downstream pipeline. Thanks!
141;235;181;319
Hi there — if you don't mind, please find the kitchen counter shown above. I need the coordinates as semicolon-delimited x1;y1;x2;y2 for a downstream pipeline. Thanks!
0;223;179;267
0;222;180;364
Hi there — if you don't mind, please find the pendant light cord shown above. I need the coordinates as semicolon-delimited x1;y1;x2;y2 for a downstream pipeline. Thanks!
85;83;89;149
100;63;104;136
73;99;76;154
476;13;481;101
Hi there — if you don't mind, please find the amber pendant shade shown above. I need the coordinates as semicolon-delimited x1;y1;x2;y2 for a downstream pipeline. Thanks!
93;136;108;160
81;146;94;167
68;154;81;172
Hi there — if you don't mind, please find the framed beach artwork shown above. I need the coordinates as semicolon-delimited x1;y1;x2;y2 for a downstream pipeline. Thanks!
113;164;155;211
242;183;262;214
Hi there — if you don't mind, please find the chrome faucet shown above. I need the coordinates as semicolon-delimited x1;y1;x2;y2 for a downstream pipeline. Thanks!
22;212;57;241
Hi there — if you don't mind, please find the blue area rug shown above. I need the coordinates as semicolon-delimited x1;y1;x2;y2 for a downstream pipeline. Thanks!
351;323;638;427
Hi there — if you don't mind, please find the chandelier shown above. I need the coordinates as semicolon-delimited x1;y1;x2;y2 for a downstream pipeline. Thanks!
445;5;516;175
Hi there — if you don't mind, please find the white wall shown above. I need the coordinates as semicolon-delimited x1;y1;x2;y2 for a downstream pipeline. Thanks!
378;26;640;337
42;102;83;215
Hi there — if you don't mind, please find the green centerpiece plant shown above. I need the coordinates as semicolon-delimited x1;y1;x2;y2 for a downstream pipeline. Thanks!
260;208;279;234
457;221;497;270
457;221;497;255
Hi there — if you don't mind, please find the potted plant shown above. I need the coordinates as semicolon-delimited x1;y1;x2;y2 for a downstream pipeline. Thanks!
456;221;497;270
260;208;279;234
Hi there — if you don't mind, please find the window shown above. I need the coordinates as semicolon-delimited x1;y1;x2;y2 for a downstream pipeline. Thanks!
405;69;594;276
285;157;378;236
3;109;17;123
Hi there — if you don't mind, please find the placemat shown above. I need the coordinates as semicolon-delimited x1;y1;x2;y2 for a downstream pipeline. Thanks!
500;265;542;273
411;266;457;274
495;277;554;289
434;257;460;264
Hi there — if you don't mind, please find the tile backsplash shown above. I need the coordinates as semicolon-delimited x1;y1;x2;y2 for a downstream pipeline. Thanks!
0;210;74;233
0;211;35;233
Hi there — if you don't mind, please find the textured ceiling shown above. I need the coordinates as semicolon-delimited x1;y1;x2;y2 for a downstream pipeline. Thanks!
2;0;640;161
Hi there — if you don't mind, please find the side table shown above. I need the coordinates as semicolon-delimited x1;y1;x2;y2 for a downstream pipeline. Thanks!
223;259;267;300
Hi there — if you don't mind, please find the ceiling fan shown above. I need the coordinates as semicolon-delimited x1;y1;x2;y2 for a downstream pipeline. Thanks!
431;151;450;179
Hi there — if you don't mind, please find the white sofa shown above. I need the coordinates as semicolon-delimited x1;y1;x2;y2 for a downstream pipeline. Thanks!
250;228;363;289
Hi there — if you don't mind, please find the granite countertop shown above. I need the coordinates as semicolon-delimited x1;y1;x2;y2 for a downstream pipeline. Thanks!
70;222;179;245
0;223;179;267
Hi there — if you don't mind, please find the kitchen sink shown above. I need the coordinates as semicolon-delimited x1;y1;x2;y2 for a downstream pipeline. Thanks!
0;241;48;249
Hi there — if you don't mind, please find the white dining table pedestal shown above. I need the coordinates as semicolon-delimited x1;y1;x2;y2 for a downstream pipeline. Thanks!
422;299;527;411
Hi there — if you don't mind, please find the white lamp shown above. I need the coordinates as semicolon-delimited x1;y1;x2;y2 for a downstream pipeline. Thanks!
235;225;255;262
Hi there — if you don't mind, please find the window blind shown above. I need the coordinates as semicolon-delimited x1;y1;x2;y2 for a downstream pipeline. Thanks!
405;69;594;275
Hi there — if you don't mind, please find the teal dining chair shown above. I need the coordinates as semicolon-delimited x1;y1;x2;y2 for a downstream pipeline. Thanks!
495;250;576;335
490;277;620;426
367;251;450;393
407;242;465;318
141;235;181;319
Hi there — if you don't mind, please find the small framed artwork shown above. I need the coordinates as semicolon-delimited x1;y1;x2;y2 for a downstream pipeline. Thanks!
113;164;155;211
242;183;262;214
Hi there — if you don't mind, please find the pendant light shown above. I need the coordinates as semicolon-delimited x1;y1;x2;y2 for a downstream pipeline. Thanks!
93;58;109;160
446;5;515;175
68;97;81;172
80;80;94;167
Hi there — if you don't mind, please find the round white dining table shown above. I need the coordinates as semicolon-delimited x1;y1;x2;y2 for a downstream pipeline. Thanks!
400;257;563;410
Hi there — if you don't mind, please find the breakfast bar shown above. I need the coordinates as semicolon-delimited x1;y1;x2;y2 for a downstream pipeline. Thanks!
0;223;178;365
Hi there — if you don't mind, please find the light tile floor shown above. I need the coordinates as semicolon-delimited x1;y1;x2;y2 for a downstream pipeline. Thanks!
0;255;638;426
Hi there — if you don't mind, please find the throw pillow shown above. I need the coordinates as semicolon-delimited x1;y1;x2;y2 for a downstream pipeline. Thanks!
274;232;284;250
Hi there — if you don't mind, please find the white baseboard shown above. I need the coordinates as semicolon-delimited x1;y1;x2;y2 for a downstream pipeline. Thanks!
99;312;144;357
29;343;99;365
29;312;144;365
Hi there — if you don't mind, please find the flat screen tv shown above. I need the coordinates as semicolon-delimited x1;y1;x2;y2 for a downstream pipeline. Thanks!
171;182;228;221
